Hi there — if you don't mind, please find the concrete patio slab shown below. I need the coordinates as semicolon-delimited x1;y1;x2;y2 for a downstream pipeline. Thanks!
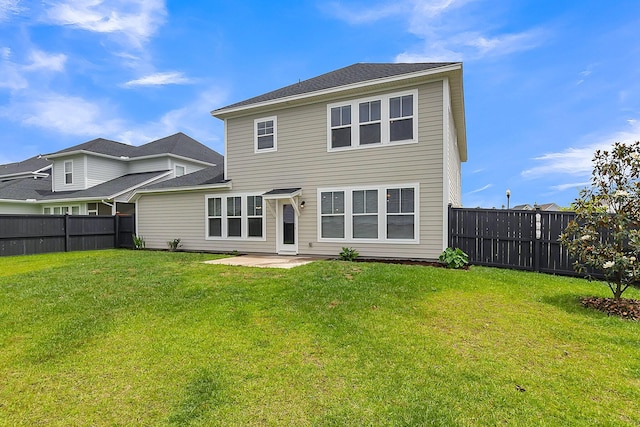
203;254;324;269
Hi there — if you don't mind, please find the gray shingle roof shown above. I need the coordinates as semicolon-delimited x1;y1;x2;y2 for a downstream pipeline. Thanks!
0;175;52;200
142;166;226;190
0;155;52;178
52;138;136;157
214;62;457;112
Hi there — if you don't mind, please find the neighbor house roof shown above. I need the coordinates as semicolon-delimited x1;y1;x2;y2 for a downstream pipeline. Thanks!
0;175;53;201
214;63;458;113
46;132;221;166
129;166;230;201
0;155;52;180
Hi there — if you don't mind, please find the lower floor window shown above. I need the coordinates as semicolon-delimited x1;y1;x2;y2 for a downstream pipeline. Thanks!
206;194;264;240
318;184;418;242
44;205;80;215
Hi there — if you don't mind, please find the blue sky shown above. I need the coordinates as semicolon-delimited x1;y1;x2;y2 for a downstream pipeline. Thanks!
1;1;639;208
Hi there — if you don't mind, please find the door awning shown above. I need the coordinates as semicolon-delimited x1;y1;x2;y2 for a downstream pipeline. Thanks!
262;188;302;216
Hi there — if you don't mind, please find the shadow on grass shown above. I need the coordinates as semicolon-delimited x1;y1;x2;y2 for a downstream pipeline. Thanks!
168;367;227;425
540;293;604;319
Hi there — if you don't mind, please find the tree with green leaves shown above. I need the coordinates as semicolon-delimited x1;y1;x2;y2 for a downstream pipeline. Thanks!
559;141;640;299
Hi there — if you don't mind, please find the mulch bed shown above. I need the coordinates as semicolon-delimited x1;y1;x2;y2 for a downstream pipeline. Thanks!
581;296;640;321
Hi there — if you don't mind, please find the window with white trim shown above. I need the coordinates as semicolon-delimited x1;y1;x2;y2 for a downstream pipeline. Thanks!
175;164;186;177
386;187;415;239
205;194;266;240
327;90;417;151
330;105;351;148
318;184;418;243
227;196;242;237
320;191;345;238
255;117;277;152
64;160;73;184
45;205;81;215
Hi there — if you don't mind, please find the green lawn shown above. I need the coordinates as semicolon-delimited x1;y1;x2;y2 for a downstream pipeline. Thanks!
0;250;639;426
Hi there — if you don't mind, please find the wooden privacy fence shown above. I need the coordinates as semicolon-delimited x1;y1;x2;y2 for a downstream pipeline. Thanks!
0;214;135;257
448;206;590;276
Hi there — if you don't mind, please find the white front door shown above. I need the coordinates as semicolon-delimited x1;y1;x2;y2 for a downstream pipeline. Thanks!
276;201;298;255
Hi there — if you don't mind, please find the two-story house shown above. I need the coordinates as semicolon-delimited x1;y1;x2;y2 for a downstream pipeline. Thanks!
132;63;466;260
0;132;222;215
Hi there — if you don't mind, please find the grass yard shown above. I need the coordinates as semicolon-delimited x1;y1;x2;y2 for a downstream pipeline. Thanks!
0;250;639;426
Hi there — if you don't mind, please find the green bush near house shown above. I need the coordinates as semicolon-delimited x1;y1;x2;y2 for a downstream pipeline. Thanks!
0;250;639;425
439;247;469;269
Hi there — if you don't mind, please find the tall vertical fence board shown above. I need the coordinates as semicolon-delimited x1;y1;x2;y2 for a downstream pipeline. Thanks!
0;214;135;257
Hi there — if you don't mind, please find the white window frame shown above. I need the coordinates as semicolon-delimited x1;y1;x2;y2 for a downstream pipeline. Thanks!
45;205;81;215
317;183;419;244
254;116;277;153
64;160;73;185
175;164;186;177
326;89;418;152
205;193;266;241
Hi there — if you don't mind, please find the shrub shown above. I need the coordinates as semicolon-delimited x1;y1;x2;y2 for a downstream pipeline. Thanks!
132;234;146;250
439;247;469;269
167;238;183;252
339;247;359;261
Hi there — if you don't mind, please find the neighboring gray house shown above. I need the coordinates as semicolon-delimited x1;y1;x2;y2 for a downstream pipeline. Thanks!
132;62;467;260
0;133;222;215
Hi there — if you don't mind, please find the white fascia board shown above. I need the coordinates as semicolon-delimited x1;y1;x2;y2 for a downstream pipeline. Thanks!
107;171;174;200
0;172;49;180
128;181;232;202
46;151;216;168
0;198;40;204
211;63;462;118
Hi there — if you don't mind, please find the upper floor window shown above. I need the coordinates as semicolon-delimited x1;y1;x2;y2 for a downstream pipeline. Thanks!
175;164;186;177
64;160;73;184
255;117;277;152
327;90;417;151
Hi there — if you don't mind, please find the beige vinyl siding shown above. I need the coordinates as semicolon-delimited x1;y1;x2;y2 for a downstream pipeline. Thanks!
86;156;128;188
128;158;171;174
53;155;85;191
137;191;277;253
138;81;448;259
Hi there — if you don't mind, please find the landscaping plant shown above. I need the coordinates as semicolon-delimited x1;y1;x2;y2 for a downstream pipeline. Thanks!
167;238;183;252
338;247;359;261
439;247;469;269
560;141;640;299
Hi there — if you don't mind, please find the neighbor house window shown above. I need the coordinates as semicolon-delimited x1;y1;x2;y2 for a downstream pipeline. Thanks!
330;105;352;149
207;197;222;237
327;90;417;151
386;187;415;239
206;194;265;240
64;160;73;184
227;196;242;237
389;95;414;142
247;195;263;238
359;100;381;145
353;189;378;239
320;191;345;238
318;184;418;243
87;203;98;215
255;117;277;152
175;165;186;177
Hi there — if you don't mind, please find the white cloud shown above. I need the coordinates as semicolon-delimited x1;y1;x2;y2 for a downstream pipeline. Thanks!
44;0;167;48
0;0;23;21
521;120;640;179
320;1;407;24
124;71;193;87
24;49;67;71
549;182;590;192
466;183;492;194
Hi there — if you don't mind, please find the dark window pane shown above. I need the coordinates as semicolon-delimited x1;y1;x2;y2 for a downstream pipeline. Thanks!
227;197;241;216
228;218;242;237
248;218;262;237
401;188;415;213
353;215;378;238
333;192;344;214
353;190;365;214
387;215;414;239
321;216;344;238
332;127;351;148
387;188;400;213
321;192;333;215
359;102;369;123
390;118;413;141
208;198;221;216
366;190;378;213
258;135;274;149
331;107;341;127
371;100;381;121
209;218;222;237
402;95;413;117
342;105;351;125
360;123;381;145
390;97;401;118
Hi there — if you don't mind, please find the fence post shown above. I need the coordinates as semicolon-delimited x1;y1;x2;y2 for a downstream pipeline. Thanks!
64;214;70;252
114;215;120;248
533;206;541;272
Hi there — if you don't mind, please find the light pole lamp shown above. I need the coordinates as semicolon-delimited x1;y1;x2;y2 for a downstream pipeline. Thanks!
506;189;511;210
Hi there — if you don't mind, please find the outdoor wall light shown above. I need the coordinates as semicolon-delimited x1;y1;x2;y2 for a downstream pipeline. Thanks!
300;201;306;209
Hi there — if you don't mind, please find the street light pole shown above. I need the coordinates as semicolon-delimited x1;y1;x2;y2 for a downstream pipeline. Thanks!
506;189;511;210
